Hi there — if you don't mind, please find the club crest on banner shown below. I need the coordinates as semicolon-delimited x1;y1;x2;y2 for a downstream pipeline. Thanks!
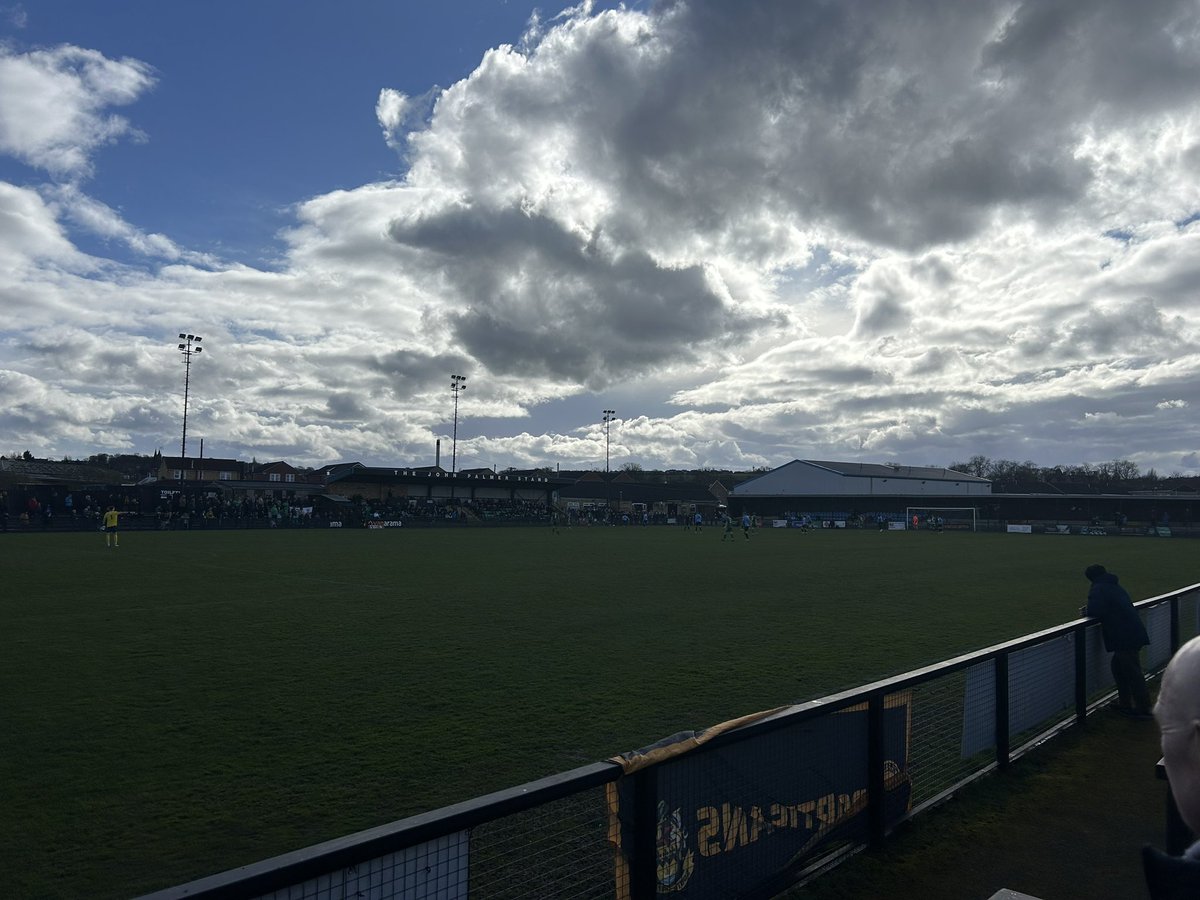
657;802;695;891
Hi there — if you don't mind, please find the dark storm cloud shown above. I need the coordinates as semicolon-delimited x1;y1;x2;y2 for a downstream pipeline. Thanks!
909;348;956;376
577;0;1199;249
323;393;372;422
1058;297;1185;358
366;348;474;386
852;292;911;338
981;0;1200;112
804;364;884;387
389;203;780;383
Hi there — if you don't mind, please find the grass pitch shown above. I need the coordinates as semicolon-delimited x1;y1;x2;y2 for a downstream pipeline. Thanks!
2;525;1195;898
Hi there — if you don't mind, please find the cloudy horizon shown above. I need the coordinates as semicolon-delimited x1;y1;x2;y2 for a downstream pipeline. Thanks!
1;0;1198;475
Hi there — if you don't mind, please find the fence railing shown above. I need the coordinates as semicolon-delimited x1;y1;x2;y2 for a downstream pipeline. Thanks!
137;582;1200;900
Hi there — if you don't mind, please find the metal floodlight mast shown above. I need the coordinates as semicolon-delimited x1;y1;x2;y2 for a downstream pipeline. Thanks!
177;333;204;459
450;374;467;475
602;409;616;516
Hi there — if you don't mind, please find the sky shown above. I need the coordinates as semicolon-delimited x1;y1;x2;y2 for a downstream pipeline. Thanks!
1;0;1199;476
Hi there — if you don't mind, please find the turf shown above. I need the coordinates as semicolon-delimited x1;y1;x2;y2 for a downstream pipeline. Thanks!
2;526;1194;898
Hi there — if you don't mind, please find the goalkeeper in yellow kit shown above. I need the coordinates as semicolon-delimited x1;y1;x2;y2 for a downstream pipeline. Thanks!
101;506;125;548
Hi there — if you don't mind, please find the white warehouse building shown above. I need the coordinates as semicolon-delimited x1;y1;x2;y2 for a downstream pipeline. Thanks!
729;460;992;522
733;460;992;499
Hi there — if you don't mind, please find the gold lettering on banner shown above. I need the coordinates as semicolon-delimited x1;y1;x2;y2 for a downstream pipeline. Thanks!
696;806;721;857
840;793;857;818
769;802;787;829
816;793;833;826
748;805;767;841
722;803;748;852
691;784;888;856
796;800;815;830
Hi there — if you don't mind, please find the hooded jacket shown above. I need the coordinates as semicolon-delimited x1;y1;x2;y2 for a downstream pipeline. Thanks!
1086;572;1150;652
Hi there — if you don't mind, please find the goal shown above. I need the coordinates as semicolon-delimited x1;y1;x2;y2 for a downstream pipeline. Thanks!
905;507;977;531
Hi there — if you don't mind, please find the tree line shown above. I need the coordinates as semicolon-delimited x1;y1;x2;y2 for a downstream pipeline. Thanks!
947;455;1190;488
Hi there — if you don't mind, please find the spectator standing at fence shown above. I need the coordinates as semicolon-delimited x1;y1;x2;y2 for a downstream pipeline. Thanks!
1082;564;1152;718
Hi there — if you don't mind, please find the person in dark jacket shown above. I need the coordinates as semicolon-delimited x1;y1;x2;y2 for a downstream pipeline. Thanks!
1083;564;1152;717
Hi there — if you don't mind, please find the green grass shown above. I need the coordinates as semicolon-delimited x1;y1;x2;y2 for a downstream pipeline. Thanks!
2;526;1195;898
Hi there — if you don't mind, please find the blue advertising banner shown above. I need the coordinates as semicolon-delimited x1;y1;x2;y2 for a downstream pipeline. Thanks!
608;695;911;898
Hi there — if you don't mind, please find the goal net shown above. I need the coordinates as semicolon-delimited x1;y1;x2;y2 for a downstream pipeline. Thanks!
905;507;977;531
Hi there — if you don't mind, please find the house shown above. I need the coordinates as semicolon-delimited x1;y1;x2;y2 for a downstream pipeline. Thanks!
157;455;245;483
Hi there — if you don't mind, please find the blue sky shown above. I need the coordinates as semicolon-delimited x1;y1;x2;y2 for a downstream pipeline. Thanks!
0;1;617;265
1;0;1199;475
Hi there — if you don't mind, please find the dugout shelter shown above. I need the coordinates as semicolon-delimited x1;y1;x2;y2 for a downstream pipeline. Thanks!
321;462;565;505
554;474;727;521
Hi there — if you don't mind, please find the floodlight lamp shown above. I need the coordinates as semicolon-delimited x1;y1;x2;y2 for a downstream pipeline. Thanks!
187;334;194;340
178;344;185;350
195;347;202;353
194;336;202;343
179;333;186;339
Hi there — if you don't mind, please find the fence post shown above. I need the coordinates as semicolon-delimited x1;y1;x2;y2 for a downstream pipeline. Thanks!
995;652;1010;771
1075;623;1088;726
630;767;658;900
867;691;886;850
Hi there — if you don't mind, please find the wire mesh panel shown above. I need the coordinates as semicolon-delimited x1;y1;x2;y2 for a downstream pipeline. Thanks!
909;669;989;807
1184;590;1200;644
1145;601;1173;670
1008;634;1076;749
1083;621;1116;703
250;831;469;900
469;785;614;900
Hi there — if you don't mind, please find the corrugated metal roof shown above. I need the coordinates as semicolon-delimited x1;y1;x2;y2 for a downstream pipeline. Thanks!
802;460;990;482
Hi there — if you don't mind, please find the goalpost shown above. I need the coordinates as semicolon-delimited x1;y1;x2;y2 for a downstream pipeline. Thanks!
905;506;978;531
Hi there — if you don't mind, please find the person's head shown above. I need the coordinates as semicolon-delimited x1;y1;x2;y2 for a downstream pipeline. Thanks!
1155;636;1200;834
1084;564;1108;582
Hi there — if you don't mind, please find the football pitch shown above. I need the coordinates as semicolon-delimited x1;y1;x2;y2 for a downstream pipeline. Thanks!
3;525;1195;898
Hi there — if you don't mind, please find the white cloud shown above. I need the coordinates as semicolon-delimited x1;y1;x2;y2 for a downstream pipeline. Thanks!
0;44;154;180
375;88;409;151
0;45;184;267
0;181;93;271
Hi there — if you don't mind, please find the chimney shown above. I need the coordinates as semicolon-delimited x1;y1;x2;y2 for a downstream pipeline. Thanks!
436;439;441;469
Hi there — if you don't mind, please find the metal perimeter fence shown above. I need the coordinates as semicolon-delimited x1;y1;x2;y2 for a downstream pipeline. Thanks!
138;583;1200;900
